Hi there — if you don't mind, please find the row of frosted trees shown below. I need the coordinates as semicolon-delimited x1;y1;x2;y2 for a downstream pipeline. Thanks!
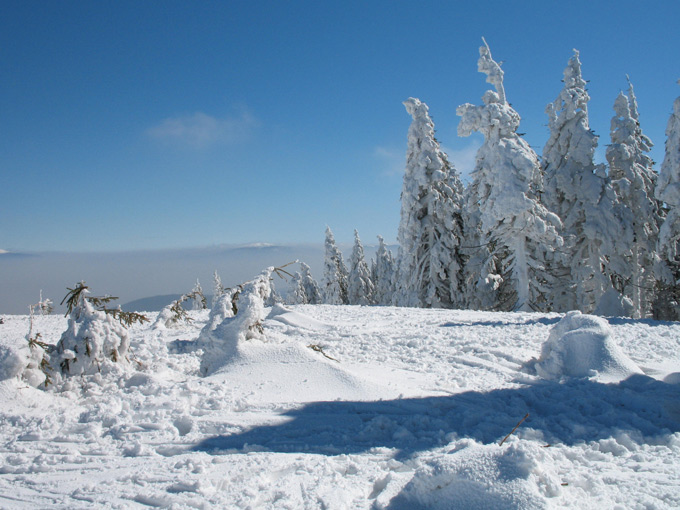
293;41;680;320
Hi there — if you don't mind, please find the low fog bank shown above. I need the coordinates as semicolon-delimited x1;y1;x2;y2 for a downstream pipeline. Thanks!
0;243;354;315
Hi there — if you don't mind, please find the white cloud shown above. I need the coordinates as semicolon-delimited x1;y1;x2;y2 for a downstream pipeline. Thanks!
0;249;9;254
146;110;258;148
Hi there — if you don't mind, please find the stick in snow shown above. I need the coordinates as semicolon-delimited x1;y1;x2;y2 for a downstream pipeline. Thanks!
499;413;529;446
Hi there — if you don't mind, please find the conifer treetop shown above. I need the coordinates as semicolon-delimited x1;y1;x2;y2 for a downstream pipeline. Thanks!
478;37;506;105
457;39;520;139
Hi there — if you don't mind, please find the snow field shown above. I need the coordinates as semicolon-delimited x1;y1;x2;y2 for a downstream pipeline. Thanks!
0;305;679;508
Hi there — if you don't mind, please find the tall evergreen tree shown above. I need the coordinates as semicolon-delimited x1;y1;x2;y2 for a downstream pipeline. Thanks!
372;235;396;306
348;230;375;305
457;39;563;312
606;82;662;317
542;50;625;313
653;81;680;320
322;226;349;305
395;97;466;308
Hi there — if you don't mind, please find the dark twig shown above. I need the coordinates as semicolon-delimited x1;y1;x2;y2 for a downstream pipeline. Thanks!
499;413;529;446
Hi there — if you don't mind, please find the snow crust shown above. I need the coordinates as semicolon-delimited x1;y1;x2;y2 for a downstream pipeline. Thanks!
0;306;679;509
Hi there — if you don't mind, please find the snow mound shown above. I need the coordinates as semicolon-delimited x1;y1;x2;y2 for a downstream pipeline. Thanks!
266;303;333;331
534;311;643;382
386;441;549;509
210;341;395;404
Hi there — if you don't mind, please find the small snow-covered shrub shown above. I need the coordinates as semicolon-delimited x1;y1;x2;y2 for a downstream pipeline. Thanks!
53;282;148;379
199;267;285;375
2;297;59;388
154;286;205;329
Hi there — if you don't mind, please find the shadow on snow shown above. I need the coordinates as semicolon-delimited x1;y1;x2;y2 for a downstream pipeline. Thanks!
193;374;679;460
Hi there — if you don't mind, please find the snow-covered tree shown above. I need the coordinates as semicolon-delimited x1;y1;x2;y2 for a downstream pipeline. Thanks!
395;97;466;309
653;81;680;320
348;230;375;305
287;261;323;305
191;279;207;310
457;39;563;312
542;50;628;313
322;227;349;305
212;270;225;308
286;271;307;305
371;235;396;305
606;81;663;317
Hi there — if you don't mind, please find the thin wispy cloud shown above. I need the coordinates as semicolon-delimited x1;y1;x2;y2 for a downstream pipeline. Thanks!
146;110;258;148
374;146;405;177
443;137;482;184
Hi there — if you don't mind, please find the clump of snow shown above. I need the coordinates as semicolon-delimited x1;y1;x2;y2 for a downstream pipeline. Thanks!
593;287;635;317
0;343;27;381
533;311;642;382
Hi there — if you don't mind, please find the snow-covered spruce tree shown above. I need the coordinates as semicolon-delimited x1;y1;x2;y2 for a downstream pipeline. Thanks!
371;235;396;305
457;39;563;312
191;279;207;311
286;261;322;305
348;230;375;305
653;81;680;320
606;82;663;317
212;270;225;308
54;282;148;379
395;97;466;309
286;271;308;305
299;262;322;304
322;226;349;305
542;50;629;313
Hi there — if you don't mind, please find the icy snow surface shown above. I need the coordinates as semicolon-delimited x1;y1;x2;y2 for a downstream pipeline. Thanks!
0;305;679;509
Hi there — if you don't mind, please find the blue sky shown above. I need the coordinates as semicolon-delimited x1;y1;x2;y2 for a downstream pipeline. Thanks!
2;0;680;253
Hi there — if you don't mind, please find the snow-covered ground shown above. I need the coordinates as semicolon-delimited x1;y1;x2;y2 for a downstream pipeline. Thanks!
0;305;679;509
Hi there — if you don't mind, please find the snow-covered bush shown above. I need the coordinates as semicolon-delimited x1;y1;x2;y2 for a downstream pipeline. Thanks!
0;296;58;388
199;268;275;375
154;286;205;329
53;282;148;379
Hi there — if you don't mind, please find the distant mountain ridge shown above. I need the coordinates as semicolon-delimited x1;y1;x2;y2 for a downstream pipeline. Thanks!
121;294;183;312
